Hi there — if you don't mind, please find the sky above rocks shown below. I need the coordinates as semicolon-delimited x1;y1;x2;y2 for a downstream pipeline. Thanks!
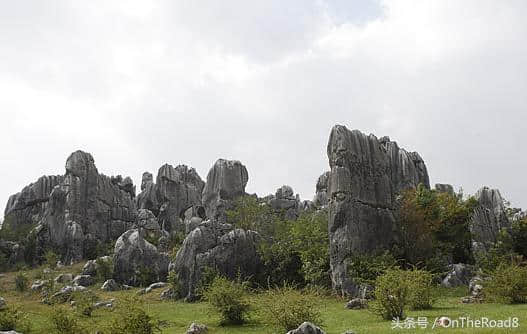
1;0;526;212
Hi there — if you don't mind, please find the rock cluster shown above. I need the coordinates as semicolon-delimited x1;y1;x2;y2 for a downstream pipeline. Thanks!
326;125;430;296
313;172;330;207
435;183;455;196
470;187;511;254
171;220;261;301
267;185;303;220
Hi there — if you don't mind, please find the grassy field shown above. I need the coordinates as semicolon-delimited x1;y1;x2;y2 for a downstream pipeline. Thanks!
0;264;526;333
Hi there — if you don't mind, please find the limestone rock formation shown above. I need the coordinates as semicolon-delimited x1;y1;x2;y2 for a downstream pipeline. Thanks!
156;164;205;233
33;151;137;262
326;125;430;296
268;185;302;220
313;172;330;207
172;220;261;301
112;229;170;286
287;322;326;334
202;159;248;221
435;184;455;196
136;172;158;213
470;187;511;254
4;175;64;228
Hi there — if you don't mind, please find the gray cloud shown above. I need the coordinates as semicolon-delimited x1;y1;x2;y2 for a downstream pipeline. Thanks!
1;0;526;214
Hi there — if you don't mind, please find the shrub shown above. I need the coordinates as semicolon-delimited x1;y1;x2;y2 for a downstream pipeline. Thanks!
370;269;410;320
259;284;322;332
348;251;398;287
406;269;436;310
137;265;157;287
196;266;219;298
73;291;98;317
50;308;85;334
45;250;59;269
14;272;28;292
485;262;527;304
203;276;250;325
0;307;32;333
108;299;161;334
167;270;181;297
96;257;113;282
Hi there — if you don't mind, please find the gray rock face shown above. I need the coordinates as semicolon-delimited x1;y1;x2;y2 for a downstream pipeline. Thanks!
287;322;326;334
435;184;455;196
441;263;474;288
470;187;511;253
136;172;158;213
73;275;95;287
326;125;430;297
4;175;64;228
268;185;302;220
313;172;330;207
187;323;208;334
202;159;248;221
172;220;261;301
113;229;170;286
7;151;138;263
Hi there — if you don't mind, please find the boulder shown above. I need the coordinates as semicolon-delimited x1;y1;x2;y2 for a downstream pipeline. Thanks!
187;323;208;334
172;220;261;301
31;280;49;292
54;273;73;284
136;172;159;213
470;187;511;254
202;159;248;221
441;264;474;288
326;125;430;297
94;298;115;308
346;298;367;309
0;297;6;310
73;275;95;287
287;322;326;334
100;279;120;291
82;260;98;276
145;282;168;294
160;287;178;300
113;229;170;286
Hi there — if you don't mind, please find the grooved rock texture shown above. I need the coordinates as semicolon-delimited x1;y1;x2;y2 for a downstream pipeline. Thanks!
4;175;64;227
470;187;511;254
135;165;205;233
202;159;248;222
326;125;430;297
313;172;330;207
5;151;137;263
113;228;170;286
171;220;261;301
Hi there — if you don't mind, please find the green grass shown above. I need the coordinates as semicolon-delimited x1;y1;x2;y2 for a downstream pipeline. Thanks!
0;264;526;333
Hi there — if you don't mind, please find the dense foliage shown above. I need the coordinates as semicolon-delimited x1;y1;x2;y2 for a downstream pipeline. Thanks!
485;262;527;304
394;185;477;273
202;276;251;325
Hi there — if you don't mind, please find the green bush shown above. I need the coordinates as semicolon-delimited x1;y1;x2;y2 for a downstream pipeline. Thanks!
14;272;28;292
137;265;157;287
45;250;59;269
259;284;322;332
73;291;98;317
348;251;398;287
485;262;527;304
96;257;113;282
406;269;436;310
370;269;410;320
0;307;32;333
50;308;85;334
108;299;161;334
167;270;181;298
203;276;250;325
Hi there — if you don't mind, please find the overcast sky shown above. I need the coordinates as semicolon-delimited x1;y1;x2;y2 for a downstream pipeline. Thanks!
1;0;526;213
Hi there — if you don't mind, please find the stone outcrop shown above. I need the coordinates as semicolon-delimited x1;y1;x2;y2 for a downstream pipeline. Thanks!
313;172;330;207
326;125;430;297
135;165;205;233
435;184;455;196
268;185;302;220
33;151;137;262
112;228;170;286
287;322;326;334
202;159;248;221
171;220;261;301
4;175;64;228
470;187;511;254
441;263;474;288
